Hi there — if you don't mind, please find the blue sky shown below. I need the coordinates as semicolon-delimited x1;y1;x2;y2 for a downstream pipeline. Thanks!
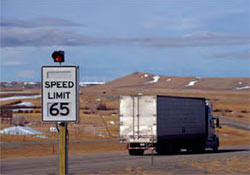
0;0;249;82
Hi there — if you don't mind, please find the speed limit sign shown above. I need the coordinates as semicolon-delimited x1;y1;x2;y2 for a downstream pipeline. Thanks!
41;66;79;122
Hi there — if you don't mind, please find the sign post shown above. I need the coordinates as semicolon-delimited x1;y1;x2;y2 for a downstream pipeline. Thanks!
42;65;79;175
59;122;67;175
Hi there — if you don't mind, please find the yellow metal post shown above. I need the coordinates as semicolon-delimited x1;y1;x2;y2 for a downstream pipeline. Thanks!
59;122;68;175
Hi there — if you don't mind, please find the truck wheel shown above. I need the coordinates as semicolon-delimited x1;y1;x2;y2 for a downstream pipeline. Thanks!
213;137;219;152
156;148;165;155
156;144;178;155
172;147;181;154
128;149;144;156
156;144;164;155
213;147;218;152
165;145;177;155
156;144;168;155
192;147;205;153
192;140;205;153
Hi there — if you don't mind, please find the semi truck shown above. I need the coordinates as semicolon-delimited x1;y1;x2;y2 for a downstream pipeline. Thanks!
119;95;220;155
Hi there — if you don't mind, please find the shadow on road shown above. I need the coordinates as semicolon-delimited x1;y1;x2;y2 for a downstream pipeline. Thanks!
142;148;249;156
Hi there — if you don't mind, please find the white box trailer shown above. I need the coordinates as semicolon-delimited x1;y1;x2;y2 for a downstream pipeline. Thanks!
119;95;219;155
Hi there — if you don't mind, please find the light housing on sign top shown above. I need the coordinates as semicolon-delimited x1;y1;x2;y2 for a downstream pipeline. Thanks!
51;51;64;63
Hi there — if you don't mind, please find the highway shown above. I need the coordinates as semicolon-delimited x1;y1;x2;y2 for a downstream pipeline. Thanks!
1;145;249;175
219;116;249;131
1;116;249;174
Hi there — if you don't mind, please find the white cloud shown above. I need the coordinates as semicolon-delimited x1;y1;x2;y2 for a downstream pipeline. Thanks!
1;26;248;48
17;70;35;79
0;15;248;49
213;51;250;59
2;61;25;66
0;17;80;28
1;27;105;47
143;16;200;31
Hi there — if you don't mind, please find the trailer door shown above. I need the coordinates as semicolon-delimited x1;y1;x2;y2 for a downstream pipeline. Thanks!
120;96;157;143
136;96;157;140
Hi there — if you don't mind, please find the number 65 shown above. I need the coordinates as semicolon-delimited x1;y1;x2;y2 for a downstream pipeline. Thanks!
49;103;69;116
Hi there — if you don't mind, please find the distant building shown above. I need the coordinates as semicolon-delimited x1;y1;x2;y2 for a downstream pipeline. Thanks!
0;109;13;123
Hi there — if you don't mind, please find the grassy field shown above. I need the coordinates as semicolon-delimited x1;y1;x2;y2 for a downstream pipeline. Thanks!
0;87;249;159
0;140;125;159
1;125;248;160
84;88;250;122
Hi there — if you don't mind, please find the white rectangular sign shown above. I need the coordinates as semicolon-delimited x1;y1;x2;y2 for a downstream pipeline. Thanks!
42;66;79;122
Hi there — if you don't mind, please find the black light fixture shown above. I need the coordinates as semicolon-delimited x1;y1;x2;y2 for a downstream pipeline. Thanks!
51;51;64;63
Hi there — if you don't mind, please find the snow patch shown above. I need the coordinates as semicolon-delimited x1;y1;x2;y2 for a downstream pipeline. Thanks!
109;121;115;125
0;91;30;94
79;82;85;87
16;102;33;106
0;95;41;101
238;82;243;85
235;86;250;90
13;108;32;112
166;78;171;82
24;82;37;85
141;74;149;78
49;127;58;133
79;82;105;87
0;126;42;135
34;135;48;139
98;133;104;137
185;80;198;87
145;75;160;84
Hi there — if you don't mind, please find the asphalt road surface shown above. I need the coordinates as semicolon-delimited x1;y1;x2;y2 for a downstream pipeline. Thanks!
1;145;249;175
219;116;249;131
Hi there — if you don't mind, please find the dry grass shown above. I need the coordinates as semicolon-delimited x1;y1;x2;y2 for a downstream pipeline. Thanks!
1;125;248;160
0;123;12;130
0;141;125;160
217;126;250;146
0;86;249;160
83;88;250;123
188;155;249;174
101;167;167;175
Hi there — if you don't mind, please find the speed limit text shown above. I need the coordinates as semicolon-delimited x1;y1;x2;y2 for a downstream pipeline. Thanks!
45;81;74;88
45;81;74;100
48;92;71;99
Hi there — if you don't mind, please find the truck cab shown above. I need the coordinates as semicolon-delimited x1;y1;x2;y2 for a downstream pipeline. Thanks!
206;105;220;151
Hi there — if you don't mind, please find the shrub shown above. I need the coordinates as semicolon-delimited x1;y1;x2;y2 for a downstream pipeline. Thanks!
224;109;232;113
88;104;97;114
213;109;222;112
83;111;91;114
240;110;248;113
13;116;26;126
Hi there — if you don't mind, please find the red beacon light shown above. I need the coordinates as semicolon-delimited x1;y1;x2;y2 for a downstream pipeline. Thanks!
51;51;64;63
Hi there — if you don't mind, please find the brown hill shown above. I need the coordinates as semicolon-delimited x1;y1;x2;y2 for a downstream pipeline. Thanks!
84;72;250;93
